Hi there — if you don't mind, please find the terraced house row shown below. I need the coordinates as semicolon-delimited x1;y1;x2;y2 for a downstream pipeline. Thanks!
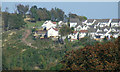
33;18;120;41
69;18;120;41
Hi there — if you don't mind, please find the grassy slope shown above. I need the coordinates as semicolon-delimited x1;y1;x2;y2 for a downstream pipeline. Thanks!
2;21;84;70
25;21;44;29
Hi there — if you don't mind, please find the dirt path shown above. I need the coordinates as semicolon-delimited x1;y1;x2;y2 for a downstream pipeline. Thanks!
22;29;37;49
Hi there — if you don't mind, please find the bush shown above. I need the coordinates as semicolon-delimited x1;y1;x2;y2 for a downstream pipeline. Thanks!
61;36;120;70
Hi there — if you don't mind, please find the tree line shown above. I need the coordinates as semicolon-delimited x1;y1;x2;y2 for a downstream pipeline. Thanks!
2;4;87;31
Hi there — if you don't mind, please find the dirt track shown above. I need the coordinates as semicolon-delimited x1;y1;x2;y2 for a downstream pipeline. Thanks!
22;29;37;49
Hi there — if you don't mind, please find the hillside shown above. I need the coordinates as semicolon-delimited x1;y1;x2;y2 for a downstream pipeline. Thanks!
2;28;85;70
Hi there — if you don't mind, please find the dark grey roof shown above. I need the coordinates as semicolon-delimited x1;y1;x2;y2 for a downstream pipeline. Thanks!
87;19;94;23
89;28;96;32
93;20;99;25
109;31;119;34
70;18;80;23
88;25;94;28
96;26;110;30
111;27;120;30
111;19;120;23
70;18;83;28
97;31;106;34
96;19;110;23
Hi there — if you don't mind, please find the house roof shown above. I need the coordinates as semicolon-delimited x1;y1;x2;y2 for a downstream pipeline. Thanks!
112;26;120;29
48;27;59;31
89;28;96;32
93;20;99;25
75;22;82;28
70;18;83;28
52;22;56;24
96;19;110;23
97;31;106;34
80;30;88;33
70;18;80;23
87;19;94;23
109;31;119;34
53;28;59;31
73;31;78;34
111;19;120;23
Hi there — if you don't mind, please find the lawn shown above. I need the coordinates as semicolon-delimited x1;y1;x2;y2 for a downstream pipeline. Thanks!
25;21;45;29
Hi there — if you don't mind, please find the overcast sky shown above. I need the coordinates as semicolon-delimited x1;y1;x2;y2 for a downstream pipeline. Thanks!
2;2;119;19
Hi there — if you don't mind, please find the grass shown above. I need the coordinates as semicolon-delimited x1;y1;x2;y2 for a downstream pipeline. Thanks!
25;21;44;29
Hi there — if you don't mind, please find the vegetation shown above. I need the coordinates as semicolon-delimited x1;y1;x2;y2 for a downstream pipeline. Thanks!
25;21;44;29
2;29;84;70
2;4;119;71
17;4;29;17
69;13;87;21
61;36;120;70
59;25;72;36
29;5;65;21
2;12;26;31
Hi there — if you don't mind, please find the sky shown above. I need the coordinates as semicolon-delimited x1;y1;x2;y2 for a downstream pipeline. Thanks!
1;2;119;19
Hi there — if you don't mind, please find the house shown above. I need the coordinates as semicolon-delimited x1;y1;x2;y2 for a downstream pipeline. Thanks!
68;31;79;41
42;20;56;30
88;27;97;39
34;30;47;38
110;19;120;27
58;21;63;25
109;31;119;38
84;19;95;25
47;27;59;38
58;21;67;27
96;19;111;27
79;30;88;38
69;18;80;28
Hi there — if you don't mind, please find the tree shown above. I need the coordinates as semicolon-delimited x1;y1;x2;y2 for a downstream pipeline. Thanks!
69;13;87;21
37;8;51;21
59;25;72;37
50;8;65;21
2;12;9;30
29;5;39;21
8;14;26;30
2;12;26;30
61;36;120;70
51;8;58;21
17;4;29;17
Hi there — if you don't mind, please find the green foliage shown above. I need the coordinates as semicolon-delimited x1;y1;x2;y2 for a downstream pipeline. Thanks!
30;5;39;21
2;12;26;30
17;4;29;17
69;13;87;21
61;37;120;70
59;25;72;36
25;21;44;29
50;64;63;70
51;8;65;21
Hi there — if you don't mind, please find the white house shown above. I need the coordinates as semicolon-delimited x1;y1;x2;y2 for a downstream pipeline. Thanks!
69;18;79;28
58;21;63;25
68;31;79;41
111;19;120;27
79;30;88;38
58;21;67;27
42;21;57;30
85;19;95;25
97;19;111;27
47;27;59;38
